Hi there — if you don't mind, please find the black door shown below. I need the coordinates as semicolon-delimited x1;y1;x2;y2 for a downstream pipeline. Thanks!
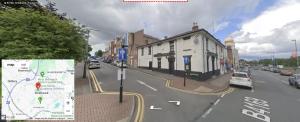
168;58;175;74
158;58;161;69
212;56;215;74
149;61;152;70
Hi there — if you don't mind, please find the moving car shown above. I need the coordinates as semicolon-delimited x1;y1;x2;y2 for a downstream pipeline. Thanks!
89;60;100;69
288;74;300;89
229;72;253;89
280;69;293;76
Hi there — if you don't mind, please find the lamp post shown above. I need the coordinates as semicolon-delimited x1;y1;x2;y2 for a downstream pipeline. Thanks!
82;28;101;78
292;40;298;68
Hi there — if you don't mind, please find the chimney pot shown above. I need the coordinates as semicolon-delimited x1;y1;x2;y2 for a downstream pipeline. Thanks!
192;22;199;31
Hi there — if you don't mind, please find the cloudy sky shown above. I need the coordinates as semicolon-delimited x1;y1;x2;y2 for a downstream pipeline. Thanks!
38;0;300;60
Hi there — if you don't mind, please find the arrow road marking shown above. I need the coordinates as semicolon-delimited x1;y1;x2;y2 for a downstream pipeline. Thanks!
137;80;157;91
149;105;162;110
168;101;180;106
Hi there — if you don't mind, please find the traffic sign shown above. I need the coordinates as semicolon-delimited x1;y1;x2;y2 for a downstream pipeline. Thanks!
118;48;127;61
183;56;189;65
118;69;126;80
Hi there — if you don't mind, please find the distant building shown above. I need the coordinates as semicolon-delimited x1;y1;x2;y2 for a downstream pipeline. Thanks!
225;37;239;70
137;23;227;81
127;30;159;68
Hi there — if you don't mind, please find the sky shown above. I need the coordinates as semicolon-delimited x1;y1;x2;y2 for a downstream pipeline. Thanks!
38;0;300;60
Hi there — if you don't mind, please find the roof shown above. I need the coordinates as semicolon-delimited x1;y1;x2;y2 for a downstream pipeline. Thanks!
144;34;160;41
137;28;225;48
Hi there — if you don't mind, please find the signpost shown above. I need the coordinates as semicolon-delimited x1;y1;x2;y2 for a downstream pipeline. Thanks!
118;47;127;103
183;56;190;87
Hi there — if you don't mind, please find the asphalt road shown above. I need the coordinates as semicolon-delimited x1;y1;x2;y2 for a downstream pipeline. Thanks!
91;62;219;122
201;69;300;122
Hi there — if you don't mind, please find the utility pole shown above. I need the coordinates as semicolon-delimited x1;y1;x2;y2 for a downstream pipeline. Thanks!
292;40;298;68
83;30;90;78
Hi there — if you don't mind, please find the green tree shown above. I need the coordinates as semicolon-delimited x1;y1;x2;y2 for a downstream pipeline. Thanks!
95;50;103;57
0;8;87;62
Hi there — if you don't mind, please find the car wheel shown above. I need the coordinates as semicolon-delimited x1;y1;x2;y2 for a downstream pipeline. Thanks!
289;80;293;86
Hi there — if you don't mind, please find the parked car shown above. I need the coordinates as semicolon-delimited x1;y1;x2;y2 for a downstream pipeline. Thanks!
273;68;280;73
280;69;293;76
229;72;253;89
288;74;300;89
89;60;100;69
238;67;251;77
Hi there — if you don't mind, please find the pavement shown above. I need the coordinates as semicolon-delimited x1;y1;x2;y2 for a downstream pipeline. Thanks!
91;62;233;122
199;69;300;122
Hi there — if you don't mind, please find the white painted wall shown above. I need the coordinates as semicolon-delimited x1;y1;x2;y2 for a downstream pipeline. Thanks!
138;31;227;74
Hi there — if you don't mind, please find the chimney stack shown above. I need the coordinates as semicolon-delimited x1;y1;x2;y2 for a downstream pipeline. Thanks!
192;22;199;31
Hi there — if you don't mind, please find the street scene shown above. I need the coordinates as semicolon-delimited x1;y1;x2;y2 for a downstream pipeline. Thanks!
1;0;300;122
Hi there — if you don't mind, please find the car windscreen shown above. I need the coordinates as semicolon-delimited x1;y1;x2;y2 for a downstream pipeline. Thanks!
91;61;99;63
233;73;248;78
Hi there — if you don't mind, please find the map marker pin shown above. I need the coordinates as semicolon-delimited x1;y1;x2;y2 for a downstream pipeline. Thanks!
35;82;41;90
38;97;43;104
40;72;45;77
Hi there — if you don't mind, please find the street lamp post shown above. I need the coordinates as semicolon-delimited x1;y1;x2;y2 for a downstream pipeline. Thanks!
292;40;298;68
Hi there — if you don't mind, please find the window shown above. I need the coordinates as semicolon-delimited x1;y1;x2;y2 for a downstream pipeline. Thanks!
170;41;174;52
141;48;144;56
148;46;151;55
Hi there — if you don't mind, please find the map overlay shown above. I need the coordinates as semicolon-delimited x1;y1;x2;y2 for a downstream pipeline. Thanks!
1;60;74;120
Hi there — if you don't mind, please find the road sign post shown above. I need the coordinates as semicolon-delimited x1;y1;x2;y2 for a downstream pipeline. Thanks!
183;56;190;87
118;47;127;103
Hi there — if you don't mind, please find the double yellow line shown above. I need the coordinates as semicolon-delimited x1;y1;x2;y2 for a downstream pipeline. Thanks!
89;70;144;122
89;70;103;93
165;79;235;96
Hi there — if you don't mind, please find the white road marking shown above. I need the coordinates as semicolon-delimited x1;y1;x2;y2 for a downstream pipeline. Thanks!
149;105;162;110
214;99;220;106
201;108;212;118
137;80;157;91
280;80;289;85
168;101;181;106
220;93;225;98
242;97;271;122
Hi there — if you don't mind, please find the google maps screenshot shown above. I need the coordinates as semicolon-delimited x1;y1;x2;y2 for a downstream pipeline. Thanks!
1;0;300;122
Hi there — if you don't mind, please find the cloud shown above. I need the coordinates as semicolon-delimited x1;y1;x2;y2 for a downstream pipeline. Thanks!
232;0;300;59
38;0;260;53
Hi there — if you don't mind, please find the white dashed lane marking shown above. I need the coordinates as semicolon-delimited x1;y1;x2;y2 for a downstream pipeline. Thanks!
280;80;289;85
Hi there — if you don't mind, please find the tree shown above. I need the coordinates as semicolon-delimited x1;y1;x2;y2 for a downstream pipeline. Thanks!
88;44;92;53
95;50;103;57
0;8;87;62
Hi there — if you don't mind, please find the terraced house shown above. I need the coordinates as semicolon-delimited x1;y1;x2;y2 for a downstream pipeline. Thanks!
137;23;228;81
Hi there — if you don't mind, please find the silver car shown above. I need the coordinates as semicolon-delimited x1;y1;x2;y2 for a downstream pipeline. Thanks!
89;60;100;69
229;72;253;89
